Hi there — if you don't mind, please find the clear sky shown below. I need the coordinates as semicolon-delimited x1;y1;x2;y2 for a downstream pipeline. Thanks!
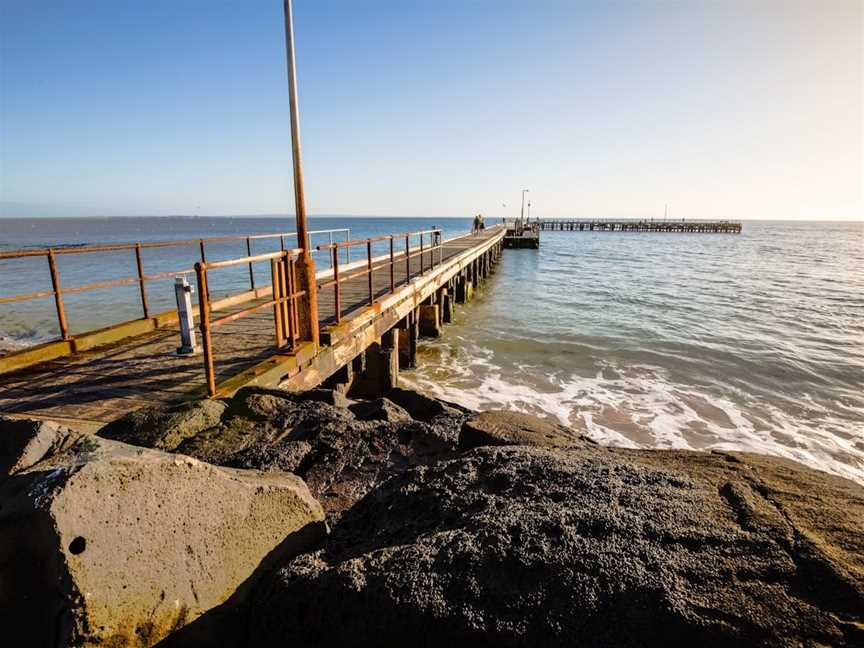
1;0;861;220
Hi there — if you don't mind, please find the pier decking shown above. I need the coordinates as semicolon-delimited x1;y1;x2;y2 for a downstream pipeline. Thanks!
0;226;504;430
537;219;741;233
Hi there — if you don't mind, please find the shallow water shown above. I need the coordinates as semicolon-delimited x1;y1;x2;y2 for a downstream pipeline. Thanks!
2;217;862;484
401;221;864;485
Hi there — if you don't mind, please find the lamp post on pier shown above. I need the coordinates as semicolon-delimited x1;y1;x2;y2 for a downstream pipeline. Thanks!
282;0;319;346
520;189;529;227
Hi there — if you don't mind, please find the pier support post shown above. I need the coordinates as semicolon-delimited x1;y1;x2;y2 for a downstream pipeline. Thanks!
397;311;418;369
441;288;454;323
349;329;399;398
323;360;354;395
419;304;440;337
435;287;447;325
456;275;473;303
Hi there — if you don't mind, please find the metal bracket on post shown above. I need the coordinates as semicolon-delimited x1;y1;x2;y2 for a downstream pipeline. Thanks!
174;275;200;355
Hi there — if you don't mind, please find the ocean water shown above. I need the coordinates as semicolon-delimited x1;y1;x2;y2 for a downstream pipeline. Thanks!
401;220;864;485
2;217;863;484
0;216;472;344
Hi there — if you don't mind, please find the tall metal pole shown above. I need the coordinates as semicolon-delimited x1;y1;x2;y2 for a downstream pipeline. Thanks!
284;0;309;251
282;0;319;345
520;189;529;228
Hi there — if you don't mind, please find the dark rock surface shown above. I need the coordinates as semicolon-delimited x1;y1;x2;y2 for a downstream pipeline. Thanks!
95;388;864;647
252;444;864;648
460;408;592;449
348;397;412;423
99;399;226;451
98;386;469;518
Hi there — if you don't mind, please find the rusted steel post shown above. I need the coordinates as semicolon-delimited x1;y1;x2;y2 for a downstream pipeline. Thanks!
199;240;208;301
271;257;285;346
283;0;319;346
47;249;69;340
389;236;395;293
134;243;149;319
332;247;341;323
195;262;216;397
246;237;255;290
285;256;296;346
367;239;373;305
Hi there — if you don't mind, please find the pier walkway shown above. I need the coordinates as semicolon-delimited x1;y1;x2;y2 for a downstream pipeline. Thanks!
0;226;505;430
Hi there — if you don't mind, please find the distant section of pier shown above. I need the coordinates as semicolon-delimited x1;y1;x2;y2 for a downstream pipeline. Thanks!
503;220;540;249
536;219;742;234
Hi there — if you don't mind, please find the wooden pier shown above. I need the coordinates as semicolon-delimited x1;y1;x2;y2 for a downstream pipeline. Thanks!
0;226;505;430
536;219;741;233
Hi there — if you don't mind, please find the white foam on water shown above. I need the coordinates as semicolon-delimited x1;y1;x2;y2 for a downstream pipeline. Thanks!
402;342;864;486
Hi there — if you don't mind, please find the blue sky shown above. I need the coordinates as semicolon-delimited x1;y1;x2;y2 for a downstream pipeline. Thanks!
1;0;861;220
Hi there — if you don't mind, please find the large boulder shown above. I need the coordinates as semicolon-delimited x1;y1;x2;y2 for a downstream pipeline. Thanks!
460;409;590;449
0;418;325;648
251;445;864;647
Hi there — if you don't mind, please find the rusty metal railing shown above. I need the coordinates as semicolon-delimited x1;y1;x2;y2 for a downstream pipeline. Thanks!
316;228;442;324
194;248;306;396
0;228;349;346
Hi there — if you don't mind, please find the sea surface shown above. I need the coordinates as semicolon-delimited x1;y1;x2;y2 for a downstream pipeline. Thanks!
2;217;863;484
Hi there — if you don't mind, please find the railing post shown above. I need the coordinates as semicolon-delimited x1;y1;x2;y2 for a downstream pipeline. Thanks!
332;247;341;323
420;232;424;274
284;254;297;346
367;239;373;305
271;257;285;346
405;234;410;283
199;240;208;300
194;262;216;397
46;249;69;341
246;237;255;290
389;236;395;293
134;243;149;319
345;229;350;264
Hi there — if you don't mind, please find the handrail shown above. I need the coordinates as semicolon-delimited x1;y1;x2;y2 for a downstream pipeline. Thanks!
315;229;442;324
316;228;440;250
200;248;304;271
0;227;350;260
0;228;348;342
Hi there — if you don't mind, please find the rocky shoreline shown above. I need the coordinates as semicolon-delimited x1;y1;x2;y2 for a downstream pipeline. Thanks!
2;386;863;646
